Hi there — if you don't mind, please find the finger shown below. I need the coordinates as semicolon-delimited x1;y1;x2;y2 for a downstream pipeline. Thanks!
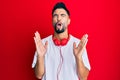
44;41;48;49
36;31;41;40
34;34;40;45
35;31;40;41
73;42;77;49
84;38;88;47
78;34;88;47
35;31;42;45
82;38;88;49
34;37;37;44
34;37;38;48
81;34;88;42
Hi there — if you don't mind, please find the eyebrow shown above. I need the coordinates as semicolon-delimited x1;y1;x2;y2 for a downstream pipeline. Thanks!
53;13;66;16
52;14;57;17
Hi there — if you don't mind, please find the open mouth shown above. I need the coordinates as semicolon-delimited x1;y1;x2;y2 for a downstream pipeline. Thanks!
57;23;61;26
56;22;62;30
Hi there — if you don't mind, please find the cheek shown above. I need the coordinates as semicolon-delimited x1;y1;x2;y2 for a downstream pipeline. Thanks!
52;19;57;26
63;22;69;28
52;18;57;23
64;20;69;26
67;20;70;25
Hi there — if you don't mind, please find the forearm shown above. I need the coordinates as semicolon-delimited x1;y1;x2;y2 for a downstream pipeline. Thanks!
76;57;89;80
35;56;45;79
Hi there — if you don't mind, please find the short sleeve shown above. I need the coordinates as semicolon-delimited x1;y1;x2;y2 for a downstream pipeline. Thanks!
82;49;91;70
32;51;37;68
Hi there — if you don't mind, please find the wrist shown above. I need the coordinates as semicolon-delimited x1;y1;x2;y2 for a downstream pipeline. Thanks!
37;54;45;59
37;51;45;58
75;55;82;62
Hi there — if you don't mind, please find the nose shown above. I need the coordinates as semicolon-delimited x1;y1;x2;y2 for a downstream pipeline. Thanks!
57;15;61;21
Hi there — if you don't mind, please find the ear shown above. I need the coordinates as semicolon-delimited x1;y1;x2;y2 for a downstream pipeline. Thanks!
68;18;71;25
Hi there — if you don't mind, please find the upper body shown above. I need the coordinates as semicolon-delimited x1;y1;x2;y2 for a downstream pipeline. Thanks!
32;34;91;80
33;2;91;80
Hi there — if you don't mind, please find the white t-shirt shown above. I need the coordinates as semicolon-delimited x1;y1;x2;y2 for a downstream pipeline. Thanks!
32;35;91;80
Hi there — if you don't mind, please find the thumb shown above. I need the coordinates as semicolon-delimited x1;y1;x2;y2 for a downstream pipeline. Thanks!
44;41;48;49
73;42;76;49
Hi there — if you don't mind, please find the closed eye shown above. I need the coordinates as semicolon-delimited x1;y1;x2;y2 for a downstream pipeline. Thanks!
61;14;66;17
53;14;58;17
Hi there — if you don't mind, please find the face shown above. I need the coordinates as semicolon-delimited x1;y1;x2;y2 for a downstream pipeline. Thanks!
52;8;70;34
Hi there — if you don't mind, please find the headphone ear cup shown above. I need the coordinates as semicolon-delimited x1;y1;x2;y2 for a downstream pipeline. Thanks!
61;38;68;46
52;35;69;46
53;39;61;46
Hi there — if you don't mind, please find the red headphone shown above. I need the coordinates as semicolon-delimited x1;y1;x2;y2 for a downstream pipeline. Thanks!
52;35;69;46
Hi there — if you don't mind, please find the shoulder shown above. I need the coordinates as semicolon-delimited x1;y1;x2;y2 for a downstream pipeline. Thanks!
70;34;80;44
41;35;52;44
42;35;52;40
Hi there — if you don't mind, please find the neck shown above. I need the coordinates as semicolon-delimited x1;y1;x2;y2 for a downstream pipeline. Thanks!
54;29;69;40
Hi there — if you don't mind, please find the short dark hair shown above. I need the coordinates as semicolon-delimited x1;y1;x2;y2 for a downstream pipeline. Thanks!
52;2;70;16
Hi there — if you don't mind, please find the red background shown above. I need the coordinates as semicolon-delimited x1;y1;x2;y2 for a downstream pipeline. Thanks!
0;0;120;80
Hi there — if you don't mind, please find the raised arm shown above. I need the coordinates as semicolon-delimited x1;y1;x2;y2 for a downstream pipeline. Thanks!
34;31;48;79
73;34;89;80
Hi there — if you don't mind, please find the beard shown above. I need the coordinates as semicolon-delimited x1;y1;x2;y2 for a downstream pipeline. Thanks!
55;26;65;34
54;22;66;34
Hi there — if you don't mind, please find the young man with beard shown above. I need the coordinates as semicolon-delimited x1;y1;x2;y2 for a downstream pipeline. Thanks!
32;2;91;80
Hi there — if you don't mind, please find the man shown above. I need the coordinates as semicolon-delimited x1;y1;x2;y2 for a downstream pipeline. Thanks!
32;2;91;80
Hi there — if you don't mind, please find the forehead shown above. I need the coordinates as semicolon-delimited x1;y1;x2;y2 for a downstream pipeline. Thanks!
53;8;68;15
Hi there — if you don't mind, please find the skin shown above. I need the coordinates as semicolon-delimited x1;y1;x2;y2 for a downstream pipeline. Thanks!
34;8;89;80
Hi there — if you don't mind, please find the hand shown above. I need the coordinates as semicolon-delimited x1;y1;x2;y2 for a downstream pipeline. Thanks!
34;31;48;57
73;34;88;59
